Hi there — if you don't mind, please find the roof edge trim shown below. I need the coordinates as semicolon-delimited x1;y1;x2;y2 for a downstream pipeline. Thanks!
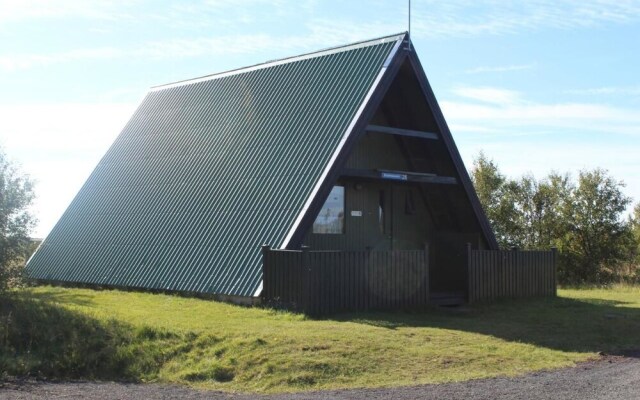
150;33;407;93
253;37;404;297
278;36;403;249
252;280;263;298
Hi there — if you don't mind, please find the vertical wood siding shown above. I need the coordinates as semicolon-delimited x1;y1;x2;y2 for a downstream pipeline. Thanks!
468;246;557;303
262;247;428;315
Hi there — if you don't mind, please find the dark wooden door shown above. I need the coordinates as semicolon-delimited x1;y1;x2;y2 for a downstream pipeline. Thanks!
391;184;430;250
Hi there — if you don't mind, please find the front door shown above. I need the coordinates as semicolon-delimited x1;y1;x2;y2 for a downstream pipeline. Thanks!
363;182;392;250
391;184;430;250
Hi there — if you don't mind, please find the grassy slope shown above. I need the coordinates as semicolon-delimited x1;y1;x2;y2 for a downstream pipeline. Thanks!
2;285;640;393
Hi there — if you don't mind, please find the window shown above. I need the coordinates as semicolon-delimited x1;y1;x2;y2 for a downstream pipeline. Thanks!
313;186;345;234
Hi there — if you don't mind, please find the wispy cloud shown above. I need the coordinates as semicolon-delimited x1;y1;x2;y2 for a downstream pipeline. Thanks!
445;85;640;204
565;86;640;96
444;100;640;136
444;85;640;136
410;0;640;38
465;64;534;74
2;0;639;38
0;47;123;72
452;86;523;106
0;0;135;23
4;1;639;73
0;102;138;237
0;22;391;72
0;34;316;72
0;0;300;26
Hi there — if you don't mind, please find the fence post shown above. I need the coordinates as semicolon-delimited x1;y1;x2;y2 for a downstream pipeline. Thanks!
424;242;430;305
466;242;472;303
261;244;271;300
424;242;430;264
261;244;271;257
302;245;311;314
510;247;518;297
551;247;558;297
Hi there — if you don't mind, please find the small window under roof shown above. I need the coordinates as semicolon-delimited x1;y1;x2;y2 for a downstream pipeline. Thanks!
313;186;345;234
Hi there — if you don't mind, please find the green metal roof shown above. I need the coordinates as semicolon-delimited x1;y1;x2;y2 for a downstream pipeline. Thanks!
26;33;405;297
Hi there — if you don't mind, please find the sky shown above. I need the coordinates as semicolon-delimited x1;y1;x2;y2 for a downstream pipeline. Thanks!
1;0;639;238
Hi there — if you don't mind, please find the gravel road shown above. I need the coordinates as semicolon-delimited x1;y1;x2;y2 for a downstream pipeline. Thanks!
2;354;639;400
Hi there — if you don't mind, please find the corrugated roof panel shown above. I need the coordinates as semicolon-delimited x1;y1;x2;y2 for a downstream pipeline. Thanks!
26;33;404;297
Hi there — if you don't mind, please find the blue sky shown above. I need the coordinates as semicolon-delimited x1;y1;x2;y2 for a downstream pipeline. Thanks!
1;0;639;237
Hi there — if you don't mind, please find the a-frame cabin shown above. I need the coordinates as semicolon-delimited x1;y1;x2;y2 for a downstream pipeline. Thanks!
26;33;497;303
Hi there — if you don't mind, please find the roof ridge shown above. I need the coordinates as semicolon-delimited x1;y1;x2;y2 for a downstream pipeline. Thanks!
150;32;408;92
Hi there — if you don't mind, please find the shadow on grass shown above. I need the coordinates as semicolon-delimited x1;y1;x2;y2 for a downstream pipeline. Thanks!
0;291;183;381
331;296;640;356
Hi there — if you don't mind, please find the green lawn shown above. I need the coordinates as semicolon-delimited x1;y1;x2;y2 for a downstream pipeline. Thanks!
2;285;640;393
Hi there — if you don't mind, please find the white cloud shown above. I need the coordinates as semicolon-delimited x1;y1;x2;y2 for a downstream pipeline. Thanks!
0;47;123;72
410;0;640;38
0;26;383;72
5;0;639;73
451;86;523;106
565;86;640;96
465;64;534;74
0;102;138;237
443;101;640;136
444;85;640;136
443;85;640;203
0;0;134;23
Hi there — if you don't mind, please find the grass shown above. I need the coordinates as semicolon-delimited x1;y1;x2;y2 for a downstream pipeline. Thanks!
1;285;640;393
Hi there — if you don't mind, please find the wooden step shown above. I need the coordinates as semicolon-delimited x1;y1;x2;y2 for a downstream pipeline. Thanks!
430;291;466;306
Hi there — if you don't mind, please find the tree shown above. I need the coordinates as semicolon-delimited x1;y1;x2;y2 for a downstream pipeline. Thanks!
631;203;640;248
629;203;640;272
471;151;637;284
470;152;520;248
557;169;632;283
0;147;36;290
511;173;572;250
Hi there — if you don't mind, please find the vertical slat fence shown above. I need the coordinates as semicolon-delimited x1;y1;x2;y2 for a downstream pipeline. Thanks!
262;246;429;315
468;245;557;303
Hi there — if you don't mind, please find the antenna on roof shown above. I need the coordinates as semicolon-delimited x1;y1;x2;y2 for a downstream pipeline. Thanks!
406;0;412;51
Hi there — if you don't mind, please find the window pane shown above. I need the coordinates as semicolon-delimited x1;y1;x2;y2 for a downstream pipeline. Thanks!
313;186;344;234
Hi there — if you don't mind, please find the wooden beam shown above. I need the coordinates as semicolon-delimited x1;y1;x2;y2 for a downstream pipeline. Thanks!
366;124;438;140
342;168;457;185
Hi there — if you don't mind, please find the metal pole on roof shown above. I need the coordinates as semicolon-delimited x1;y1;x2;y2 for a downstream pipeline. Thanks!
406;0;412;51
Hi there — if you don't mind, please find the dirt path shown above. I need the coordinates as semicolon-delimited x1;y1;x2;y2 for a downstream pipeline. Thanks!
2;354;639;400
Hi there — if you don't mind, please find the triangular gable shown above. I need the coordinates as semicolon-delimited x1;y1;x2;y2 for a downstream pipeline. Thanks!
285;37;498;254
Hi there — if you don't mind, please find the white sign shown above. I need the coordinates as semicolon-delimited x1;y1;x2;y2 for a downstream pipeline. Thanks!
381;172;408;181
351;210;363;217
